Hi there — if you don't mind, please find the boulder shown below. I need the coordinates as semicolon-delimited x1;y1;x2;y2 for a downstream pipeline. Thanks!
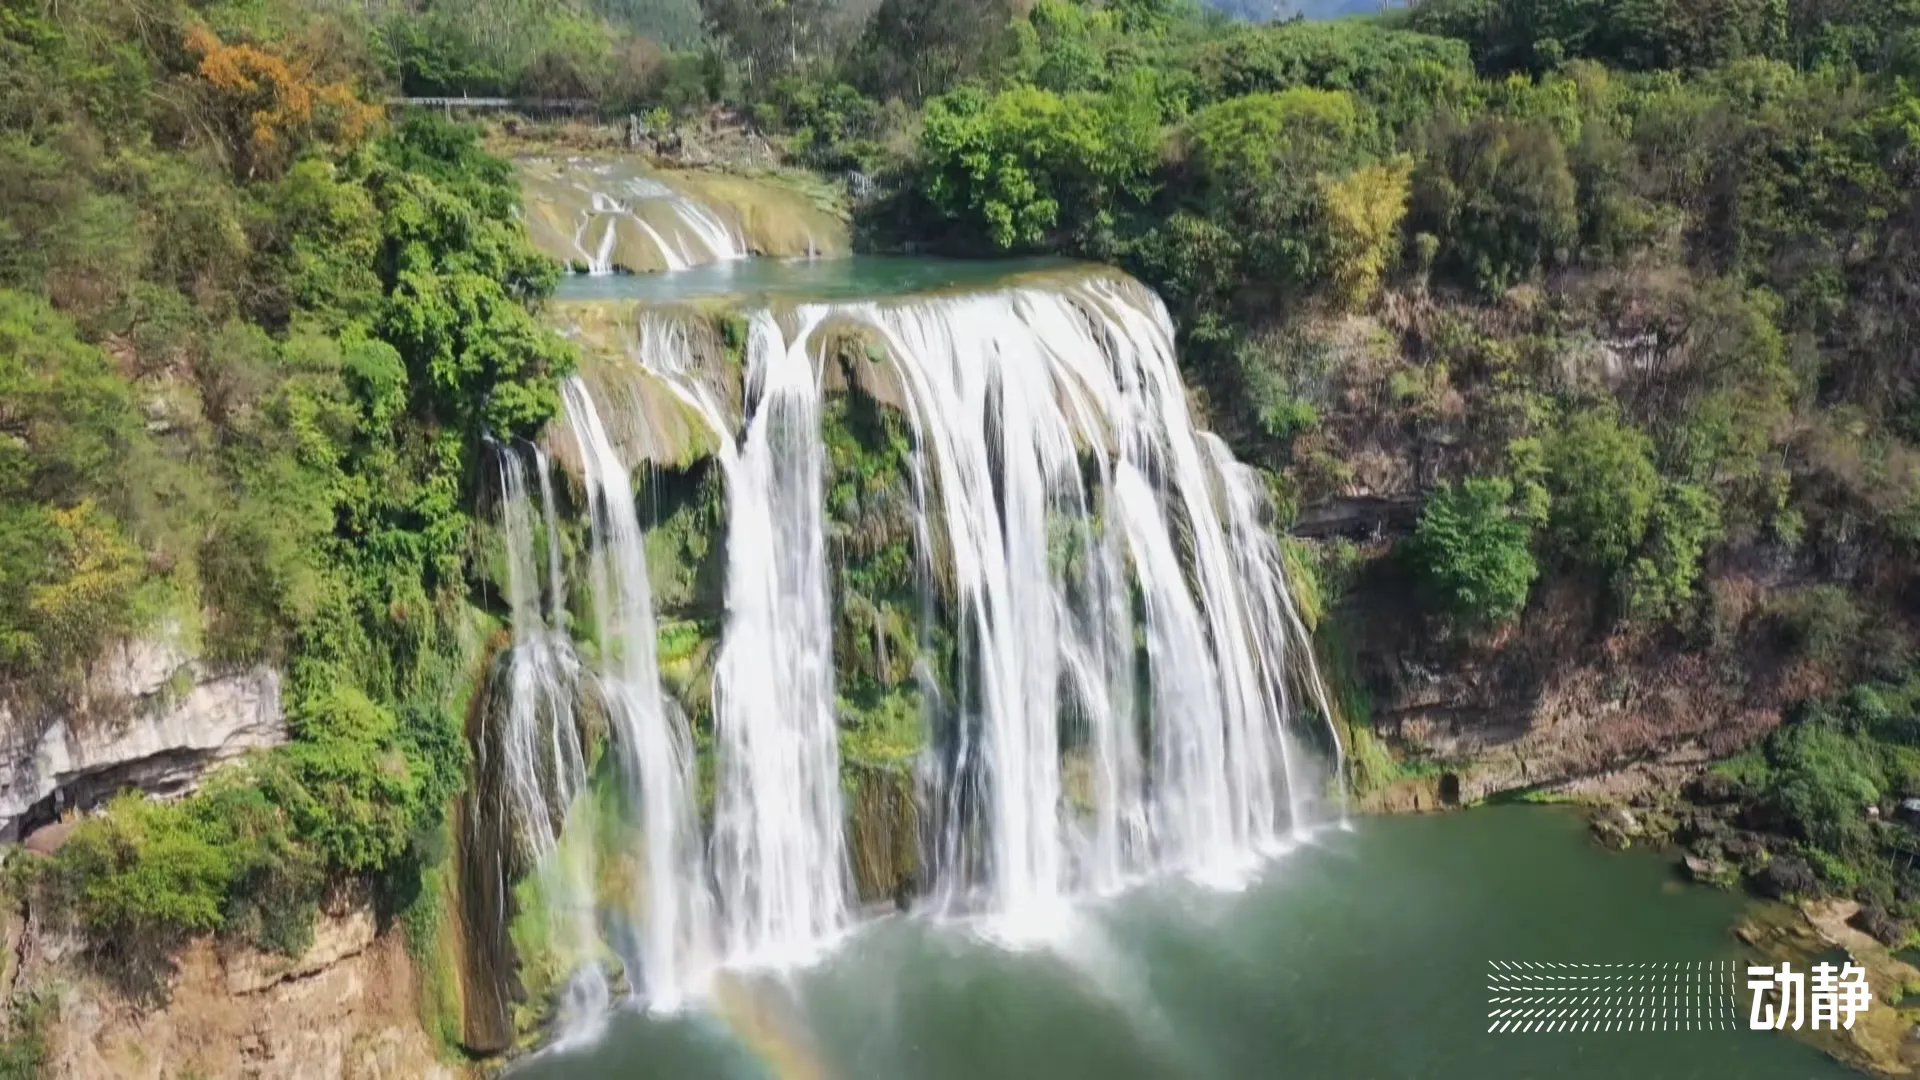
1755;854;1819;899
1849;904;1907;947
1682;852;1739;889
1590;805;1642;850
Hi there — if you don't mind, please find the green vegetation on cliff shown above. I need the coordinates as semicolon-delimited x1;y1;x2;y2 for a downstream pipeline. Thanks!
1;0;572;992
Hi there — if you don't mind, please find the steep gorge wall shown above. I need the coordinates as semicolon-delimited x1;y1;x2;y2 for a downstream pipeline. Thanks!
1343;570;1800;809
18;898;452;1080
1279;299;1845;810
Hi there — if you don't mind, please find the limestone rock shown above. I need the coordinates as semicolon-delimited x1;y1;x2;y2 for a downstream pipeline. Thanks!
0;630;285;838
1850;904;1907;948
1756;854;1818;899
41;918;452;1080
1589;805;1641;850
1681;852;1738;889
224;908;379;996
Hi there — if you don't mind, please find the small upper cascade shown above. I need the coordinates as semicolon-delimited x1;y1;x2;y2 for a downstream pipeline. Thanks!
561;377;714;1009
571;175;746;274
518;158;849;275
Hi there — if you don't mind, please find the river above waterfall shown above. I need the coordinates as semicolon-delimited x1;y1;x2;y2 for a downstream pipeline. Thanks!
551;255;1082;303
512;807;1852;1080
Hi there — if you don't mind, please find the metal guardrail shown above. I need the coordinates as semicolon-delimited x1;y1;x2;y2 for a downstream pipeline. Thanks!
385;97;598;110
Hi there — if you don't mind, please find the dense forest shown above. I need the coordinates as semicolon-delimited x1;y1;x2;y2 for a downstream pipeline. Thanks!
5;0;1920;1059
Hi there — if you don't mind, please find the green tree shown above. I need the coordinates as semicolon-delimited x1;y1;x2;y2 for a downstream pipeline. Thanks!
919;82;1160;250
699;0;835;85
1408;0;1787;75
1623;481;1723;620
1317;155;1413;310
1542;408;1659;572
1409;475;1541;627
1184;88;1376;290
0;293;151;678
1411;113;1579;295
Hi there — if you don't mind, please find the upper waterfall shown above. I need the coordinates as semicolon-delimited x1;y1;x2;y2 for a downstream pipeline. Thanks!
519;157;849;274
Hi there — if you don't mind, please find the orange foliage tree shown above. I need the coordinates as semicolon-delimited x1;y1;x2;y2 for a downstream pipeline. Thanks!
183;25;381;179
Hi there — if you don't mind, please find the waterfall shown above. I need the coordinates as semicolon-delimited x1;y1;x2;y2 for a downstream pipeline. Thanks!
561;378;713;1009
493;268;1339;1038
817;276;1338;918
837;295;1082;921
1204;433;1347;826
631;312;851;967
494;445;609;1041
568;173;747;274
709;313;849;964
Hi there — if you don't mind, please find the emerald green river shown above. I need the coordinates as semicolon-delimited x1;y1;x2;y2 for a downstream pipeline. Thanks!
516;808;1855;1080
552;255;1082;303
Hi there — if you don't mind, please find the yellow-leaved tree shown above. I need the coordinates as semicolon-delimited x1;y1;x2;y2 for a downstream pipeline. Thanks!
183;25;381;180
26;501;147;677
1317;155;1413;312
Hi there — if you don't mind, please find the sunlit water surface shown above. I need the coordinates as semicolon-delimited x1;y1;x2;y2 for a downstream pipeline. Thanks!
515;808;1853;1080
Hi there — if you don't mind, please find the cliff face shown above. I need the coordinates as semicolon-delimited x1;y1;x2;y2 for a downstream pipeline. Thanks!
1342;560;1813;808
0;630;285;840
13;900;452;1080
1243;297;1850;810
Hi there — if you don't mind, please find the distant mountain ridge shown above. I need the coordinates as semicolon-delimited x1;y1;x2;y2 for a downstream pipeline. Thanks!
1202;0;1391;20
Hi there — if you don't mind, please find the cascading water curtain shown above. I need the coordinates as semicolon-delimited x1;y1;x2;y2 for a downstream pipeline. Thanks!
708;313;850;966
492;444;610;1043
519;277;1342;1016
633;311;851;968
561;378;713;1009
826;275;1343;922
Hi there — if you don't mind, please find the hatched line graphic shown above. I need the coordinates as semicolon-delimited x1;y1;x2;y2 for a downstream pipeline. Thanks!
1485;961;1742;1033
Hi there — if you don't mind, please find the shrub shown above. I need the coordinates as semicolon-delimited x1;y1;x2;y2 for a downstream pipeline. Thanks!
1317;156;1414;310
1622;481;1722;621
1408;475;1540;628
1542;408;1658;574
1765;585;1866;668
